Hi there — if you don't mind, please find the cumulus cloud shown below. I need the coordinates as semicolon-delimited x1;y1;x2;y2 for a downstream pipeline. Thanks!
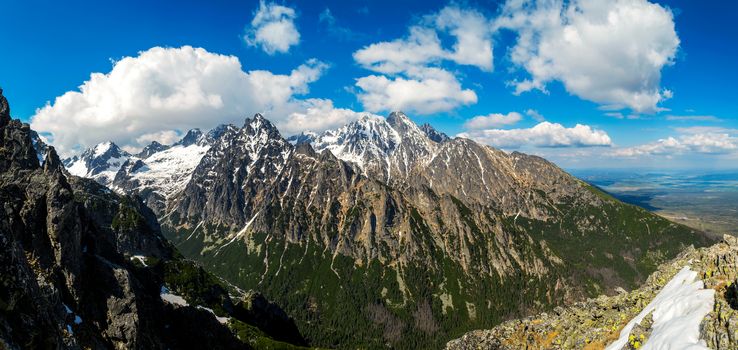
244;0;300;54
496;0;679;112
30;46;348;155
355;67;477;114
433;5;494;71
458;122;612;148
281;99;378;135
353;6;493;73
464;112;522;129
352;5;492;114
353;26;446;75
613;133;738;157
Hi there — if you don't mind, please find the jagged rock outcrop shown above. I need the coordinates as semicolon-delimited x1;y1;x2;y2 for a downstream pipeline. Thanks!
136;141;170;158
420;122;450;143
0;90;305;349
0;88;9;128
446;235;738;350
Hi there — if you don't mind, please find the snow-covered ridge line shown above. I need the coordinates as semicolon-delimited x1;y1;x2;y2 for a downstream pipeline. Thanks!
290;111;448;180
64;111;452;203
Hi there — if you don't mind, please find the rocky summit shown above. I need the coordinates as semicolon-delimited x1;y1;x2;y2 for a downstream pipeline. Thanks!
69;109;707;348
0;90;307;349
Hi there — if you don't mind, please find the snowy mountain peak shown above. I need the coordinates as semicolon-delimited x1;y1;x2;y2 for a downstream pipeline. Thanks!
93;141;116;157
386;111;411;126
65;141;131;186
137;140;170;158
303;112;443;182
385;111;434;145
244;113;279;137
286;131;318;145
207;124;237;141
176;129;204;147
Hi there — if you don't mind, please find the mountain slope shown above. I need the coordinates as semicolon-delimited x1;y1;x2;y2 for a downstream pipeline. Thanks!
447;235;738;349
0;89;306;349
155;112;713;348
63;127;230;216
112;128;220;215
64;141;131;186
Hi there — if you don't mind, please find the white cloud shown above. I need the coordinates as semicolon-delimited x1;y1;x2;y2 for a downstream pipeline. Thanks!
673;126;738;134
497;0;679;113
282;99;378;135
665;115;721;122
352;5;492;114
525;109;545;121
30;46;345;155
458;121;612;148
353;26;445;75
355;67;477;114
244;0;300;55
136;130;181;147
464;112;522;129
614;133;738;157
353;6;493;74
605;112;641;119
432;6;494;71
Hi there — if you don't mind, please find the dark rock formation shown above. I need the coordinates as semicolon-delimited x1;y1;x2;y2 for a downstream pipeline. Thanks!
0;88;9;127
137;141;170;158
419;122;450;143
0;90;305;349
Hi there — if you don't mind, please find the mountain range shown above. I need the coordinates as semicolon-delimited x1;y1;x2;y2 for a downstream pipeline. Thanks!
0;89;312;349
59;107;714;348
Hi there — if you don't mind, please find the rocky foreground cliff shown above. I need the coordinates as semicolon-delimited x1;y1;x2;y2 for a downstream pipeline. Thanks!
447;235;738;349
0;89;308;349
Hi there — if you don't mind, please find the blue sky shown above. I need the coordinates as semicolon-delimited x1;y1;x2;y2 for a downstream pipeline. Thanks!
1;0;737;169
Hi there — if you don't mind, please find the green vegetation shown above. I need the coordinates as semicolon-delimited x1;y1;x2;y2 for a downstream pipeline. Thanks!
160;184;712;349
111;198;148;231
229;320;310;350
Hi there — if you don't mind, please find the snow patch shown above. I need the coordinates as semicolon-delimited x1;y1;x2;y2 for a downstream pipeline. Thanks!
130;255;148;267
197;306;230;324
93;141;113;158
160;286;189;306
605;266;714;350
127;143;210;198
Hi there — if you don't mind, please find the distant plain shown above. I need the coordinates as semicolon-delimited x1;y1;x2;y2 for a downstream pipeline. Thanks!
573;170;738;238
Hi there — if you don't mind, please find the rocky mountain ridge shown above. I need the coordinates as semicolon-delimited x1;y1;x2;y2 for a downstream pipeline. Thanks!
60;103;715;348
150;111;712;348
64;141;131;186
0;89;308;349
447;235;738;349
